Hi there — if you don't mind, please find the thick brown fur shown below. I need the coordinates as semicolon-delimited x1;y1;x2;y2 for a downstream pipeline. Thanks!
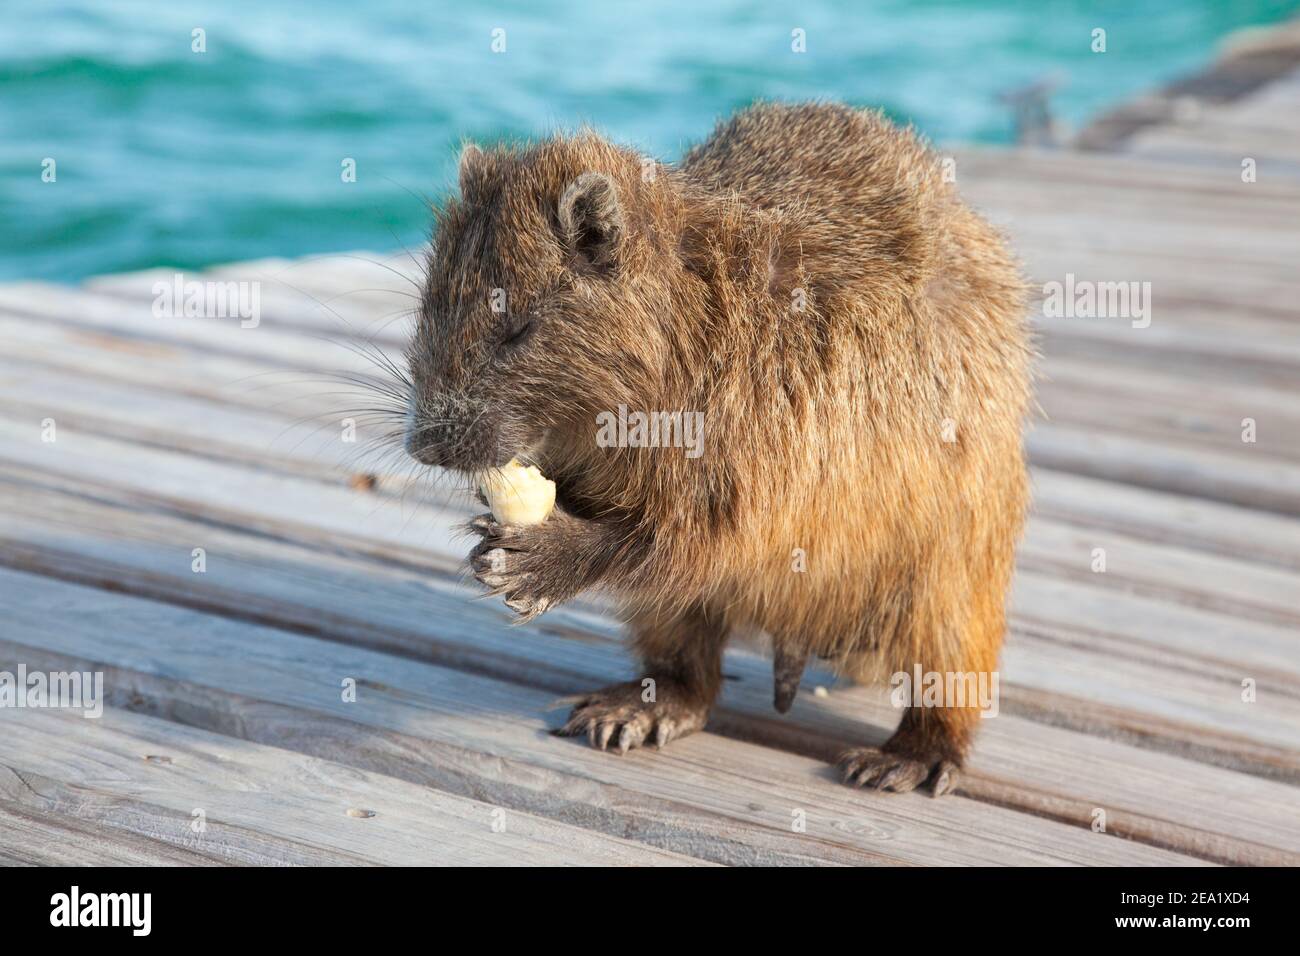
406;102;1033;795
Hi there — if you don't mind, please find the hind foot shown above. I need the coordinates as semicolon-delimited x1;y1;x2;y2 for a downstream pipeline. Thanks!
838;747;959;797
556;679;710;754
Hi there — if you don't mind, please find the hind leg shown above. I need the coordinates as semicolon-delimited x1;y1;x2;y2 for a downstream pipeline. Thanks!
840;588;1003;796
840;703;973;796
557;603;728;753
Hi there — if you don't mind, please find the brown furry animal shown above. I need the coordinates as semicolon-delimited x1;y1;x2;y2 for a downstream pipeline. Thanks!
405;102;1033;796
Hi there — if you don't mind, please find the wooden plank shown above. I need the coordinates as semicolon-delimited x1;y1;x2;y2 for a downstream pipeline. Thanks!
1027;421;1300;517
0;472;1291;863
1040;356;1300;464
69;240;1300;377
1126;127;1300;171
90;254;426;343
0;654;885;869
8;307;1300;504
0;568;1209;865
1021;520;1300;629
0;310;365;423
0;802;223;866
0;415;468;576
0;354;384;483
1038;326;1300;394
8;264;1299;520
0;284;395;377
85;258;418;347
1032;468;1300;573
3;414;1297;753
0;706;706;867
962;181;1300;248
5;414;1298;702
1012;568;1298;685
6;391;1296;684
10;308;1300;573
0;360;418;504
23;321;1300;632
80;234;1300;404
5;289;1298;529
954;144;1300;201
1;141;1295;867
6;372;1300;769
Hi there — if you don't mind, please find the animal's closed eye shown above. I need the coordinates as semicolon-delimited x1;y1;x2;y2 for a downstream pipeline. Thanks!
498;311;538;353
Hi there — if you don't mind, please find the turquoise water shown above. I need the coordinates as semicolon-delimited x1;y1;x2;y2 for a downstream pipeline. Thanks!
3;0;1297;282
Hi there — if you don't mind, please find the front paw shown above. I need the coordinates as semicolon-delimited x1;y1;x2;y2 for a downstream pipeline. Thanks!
467;514;563;624
556;679;710;753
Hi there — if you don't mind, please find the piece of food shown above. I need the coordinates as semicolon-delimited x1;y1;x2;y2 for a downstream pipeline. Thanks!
479;459;556;526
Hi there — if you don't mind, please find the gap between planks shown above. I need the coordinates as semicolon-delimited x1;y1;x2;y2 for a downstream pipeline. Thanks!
0;568;1218;866
0;479;1295;864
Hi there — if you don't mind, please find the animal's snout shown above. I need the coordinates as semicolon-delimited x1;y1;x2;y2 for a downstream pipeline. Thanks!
404;391;475;465
404;416;465;466
404;393;513;471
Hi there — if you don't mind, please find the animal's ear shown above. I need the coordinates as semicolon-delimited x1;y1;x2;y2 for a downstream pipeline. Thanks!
557;172;623;272
458;142;485;196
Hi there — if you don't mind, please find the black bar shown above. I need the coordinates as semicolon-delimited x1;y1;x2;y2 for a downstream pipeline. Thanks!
1;866;1281;941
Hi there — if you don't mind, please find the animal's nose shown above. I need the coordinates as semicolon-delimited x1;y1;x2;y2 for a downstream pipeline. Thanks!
405;418;458;465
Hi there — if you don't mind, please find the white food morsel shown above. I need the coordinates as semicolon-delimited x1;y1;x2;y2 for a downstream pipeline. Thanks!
479;459;556;526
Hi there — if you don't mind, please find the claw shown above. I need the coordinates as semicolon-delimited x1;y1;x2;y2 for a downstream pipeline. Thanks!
596;721;616;751
554;680;709;755
618;722;645;754
879;760;928;792
838;747;956;796
930;761;959;797
654;722;670;748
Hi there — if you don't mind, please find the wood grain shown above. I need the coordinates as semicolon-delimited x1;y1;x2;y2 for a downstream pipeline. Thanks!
0;473;1292;863
2;82;1298;865
0;567;1209;865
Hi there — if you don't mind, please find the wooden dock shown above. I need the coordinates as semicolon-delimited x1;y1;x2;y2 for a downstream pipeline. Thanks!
2;51;1299;867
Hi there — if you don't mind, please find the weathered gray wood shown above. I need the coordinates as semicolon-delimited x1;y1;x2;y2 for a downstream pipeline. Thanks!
0;284;396;378
7;310;1300;520
3;417;1296;758
0;567;1209;865
6;308;1300;579
1032;467;1300;573
0;475;1292;863
1039;355;1300;463
0;354;387;484
1110;59;1300;172
1028;422;1300;517
1021;520;1300;629
0;706;707;867
4;348;1299;630
86;255;419;347
0;311;369;434
3;81;1299;867
8;311;1300;580
6;312;1298;562
0;802;224;866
